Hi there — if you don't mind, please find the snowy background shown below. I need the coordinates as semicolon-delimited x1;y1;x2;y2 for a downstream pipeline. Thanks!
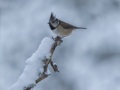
1;0;120;90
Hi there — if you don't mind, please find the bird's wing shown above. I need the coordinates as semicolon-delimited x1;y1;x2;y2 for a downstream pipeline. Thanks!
60;20;79;29
60;20;87;29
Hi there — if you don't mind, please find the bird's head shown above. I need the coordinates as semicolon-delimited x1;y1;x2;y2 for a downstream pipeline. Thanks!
48;13;60;28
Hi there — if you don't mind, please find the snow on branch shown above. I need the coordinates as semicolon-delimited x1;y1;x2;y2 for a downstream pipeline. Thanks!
10;36;62;90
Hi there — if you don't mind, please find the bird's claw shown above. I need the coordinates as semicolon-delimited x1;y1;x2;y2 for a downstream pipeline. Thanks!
52;36;63;45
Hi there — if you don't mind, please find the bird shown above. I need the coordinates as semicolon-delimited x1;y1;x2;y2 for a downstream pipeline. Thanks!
48;13;87;38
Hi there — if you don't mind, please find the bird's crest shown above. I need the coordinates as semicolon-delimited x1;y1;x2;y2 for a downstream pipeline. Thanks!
49;12;56;22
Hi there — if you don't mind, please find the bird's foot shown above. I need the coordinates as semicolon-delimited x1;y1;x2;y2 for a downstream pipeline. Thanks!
52;36;63;45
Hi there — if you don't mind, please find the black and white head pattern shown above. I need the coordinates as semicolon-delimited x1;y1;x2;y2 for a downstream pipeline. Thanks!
49;13;60;30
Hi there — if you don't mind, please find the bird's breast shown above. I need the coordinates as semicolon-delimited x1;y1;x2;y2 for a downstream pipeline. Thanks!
52;25;73;37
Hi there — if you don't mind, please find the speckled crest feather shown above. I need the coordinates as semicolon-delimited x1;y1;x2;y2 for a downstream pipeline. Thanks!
49;12;56;22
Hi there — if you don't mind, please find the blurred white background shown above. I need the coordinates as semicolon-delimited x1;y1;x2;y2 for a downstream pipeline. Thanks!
1;0;120;90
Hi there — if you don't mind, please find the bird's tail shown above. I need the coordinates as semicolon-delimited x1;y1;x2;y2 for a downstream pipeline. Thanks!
77;27;87;29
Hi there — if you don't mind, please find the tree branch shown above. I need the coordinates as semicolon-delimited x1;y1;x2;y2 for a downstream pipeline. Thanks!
35;36;62;84
10;36;62;90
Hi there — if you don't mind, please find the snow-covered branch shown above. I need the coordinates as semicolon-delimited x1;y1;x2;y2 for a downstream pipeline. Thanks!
10;36;62;90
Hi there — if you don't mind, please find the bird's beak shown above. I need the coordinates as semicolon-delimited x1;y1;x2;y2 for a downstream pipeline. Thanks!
48;22;50;24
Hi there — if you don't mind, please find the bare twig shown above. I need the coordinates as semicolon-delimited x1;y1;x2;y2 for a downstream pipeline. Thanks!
50;60;59;72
